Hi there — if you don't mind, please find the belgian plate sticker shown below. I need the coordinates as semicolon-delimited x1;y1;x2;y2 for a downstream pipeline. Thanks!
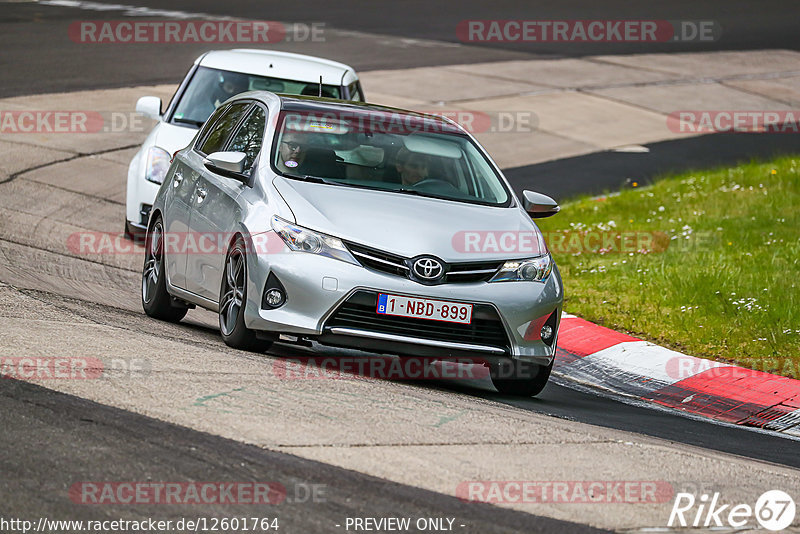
377;293;388;313
376;293;473;324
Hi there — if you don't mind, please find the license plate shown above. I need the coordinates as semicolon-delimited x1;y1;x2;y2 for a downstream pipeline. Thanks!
376;294;473;324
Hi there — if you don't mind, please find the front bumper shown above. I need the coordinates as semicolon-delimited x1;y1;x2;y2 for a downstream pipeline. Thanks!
243;244;563;365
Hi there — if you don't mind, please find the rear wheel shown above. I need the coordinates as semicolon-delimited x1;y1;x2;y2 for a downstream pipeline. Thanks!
141;217;187;322
219;237;274;352
490;358;553;397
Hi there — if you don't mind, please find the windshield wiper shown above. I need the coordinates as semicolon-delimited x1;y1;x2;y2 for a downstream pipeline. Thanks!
395;188;426;196
282;173;331;184
173;118;205;127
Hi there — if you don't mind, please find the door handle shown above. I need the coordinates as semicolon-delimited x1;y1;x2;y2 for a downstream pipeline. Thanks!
172;169;183;188
196;186;208;203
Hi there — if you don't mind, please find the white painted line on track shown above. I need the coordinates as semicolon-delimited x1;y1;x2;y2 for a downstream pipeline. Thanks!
35;0;462;49
38;0;233;20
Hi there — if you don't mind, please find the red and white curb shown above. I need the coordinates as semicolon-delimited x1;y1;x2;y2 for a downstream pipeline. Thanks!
553;314;800;436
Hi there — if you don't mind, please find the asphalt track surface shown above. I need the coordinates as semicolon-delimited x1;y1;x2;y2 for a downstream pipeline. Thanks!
2;1;800;531
2;0;800;97
506;131;800;202
0;378;604;533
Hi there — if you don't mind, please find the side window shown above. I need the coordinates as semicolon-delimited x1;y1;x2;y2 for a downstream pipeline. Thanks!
348;81;364;102
226;106;267;172
197;102;250;155
194;103;228;147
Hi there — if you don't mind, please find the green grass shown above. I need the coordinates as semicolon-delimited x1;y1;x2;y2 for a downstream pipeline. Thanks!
536;156;800;378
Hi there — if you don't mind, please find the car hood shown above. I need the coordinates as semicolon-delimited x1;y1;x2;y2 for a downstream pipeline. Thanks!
273;176;546;261
152;121;199;153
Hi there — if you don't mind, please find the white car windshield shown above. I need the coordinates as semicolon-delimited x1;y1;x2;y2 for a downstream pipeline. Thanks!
171;67;342;126
271;107;511;207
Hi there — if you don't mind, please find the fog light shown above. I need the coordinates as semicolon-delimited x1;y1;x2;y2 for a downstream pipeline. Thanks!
262;272;288;310
265;288;285;307
541;324;553;341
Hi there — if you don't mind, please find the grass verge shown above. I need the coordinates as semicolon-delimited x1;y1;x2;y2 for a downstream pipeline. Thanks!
536;156;800;378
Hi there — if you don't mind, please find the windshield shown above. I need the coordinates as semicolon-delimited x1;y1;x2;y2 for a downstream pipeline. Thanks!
171;67;342;126
271;108;511;206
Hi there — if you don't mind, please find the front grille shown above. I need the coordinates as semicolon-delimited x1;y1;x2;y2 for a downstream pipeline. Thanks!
345;242;408;277
325;290;510;350
444;260;503;283
344;242;502;284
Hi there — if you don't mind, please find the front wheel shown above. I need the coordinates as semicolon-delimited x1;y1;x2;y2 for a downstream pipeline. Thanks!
141;217;187;323
219;237;274;353
490;358;553;397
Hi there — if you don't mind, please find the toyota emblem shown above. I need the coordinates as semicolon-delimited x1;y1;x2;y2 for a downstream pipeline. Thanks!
412;257;444;280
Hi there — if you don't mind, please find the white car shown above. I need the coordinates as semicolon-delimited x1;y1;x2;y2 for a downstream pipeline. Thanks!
125;49;364;236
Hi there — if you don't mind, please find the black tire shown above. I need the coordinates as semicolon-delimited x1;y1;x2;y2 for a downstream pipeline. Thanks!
490;358;553;397
219;237;274;353
141;216;187;323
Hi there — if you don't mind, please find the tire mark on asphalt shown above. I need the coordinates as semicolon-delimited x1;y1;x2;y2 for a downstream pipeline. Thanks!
8;283;228;353
0;153;81;185
19;175;126;206
0;235;138;273
0;143;139;185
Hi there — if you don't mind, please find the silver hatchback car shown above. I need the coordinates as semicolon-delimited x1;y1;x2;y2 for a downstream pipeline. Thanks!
142;92;564;396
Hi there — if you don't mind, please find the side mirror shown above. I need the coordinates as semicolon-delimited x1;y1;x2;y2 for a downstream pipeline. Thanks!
204;151;250;184
135;96;162;119
522;190;560;218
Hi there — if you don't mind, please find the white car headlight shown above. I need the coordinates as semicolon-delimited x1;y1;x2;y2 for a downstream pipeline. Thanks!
271;216;358;265
144;146;171;185
489;254;553;283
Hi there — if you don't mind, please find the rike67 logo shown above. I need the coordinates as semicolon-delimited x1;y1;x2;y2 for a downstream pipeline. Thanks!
669;490;796;531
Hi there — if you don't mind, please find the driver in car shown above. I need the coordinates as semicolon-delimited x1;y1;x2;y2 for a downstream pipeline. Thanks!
394;148;430;186
276;131;346;180
277;133;307;173
211;74;248;110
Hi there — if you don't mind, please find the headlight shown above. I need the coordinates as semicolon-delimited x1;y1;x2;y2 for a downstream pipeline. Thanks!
489;254;553;283
271;216;358;265
144;146;171;184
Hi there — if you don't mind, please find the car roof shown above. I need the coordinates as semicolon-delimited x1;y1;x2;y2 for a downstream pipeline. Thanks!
249;93;465;135
196;49;357;86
